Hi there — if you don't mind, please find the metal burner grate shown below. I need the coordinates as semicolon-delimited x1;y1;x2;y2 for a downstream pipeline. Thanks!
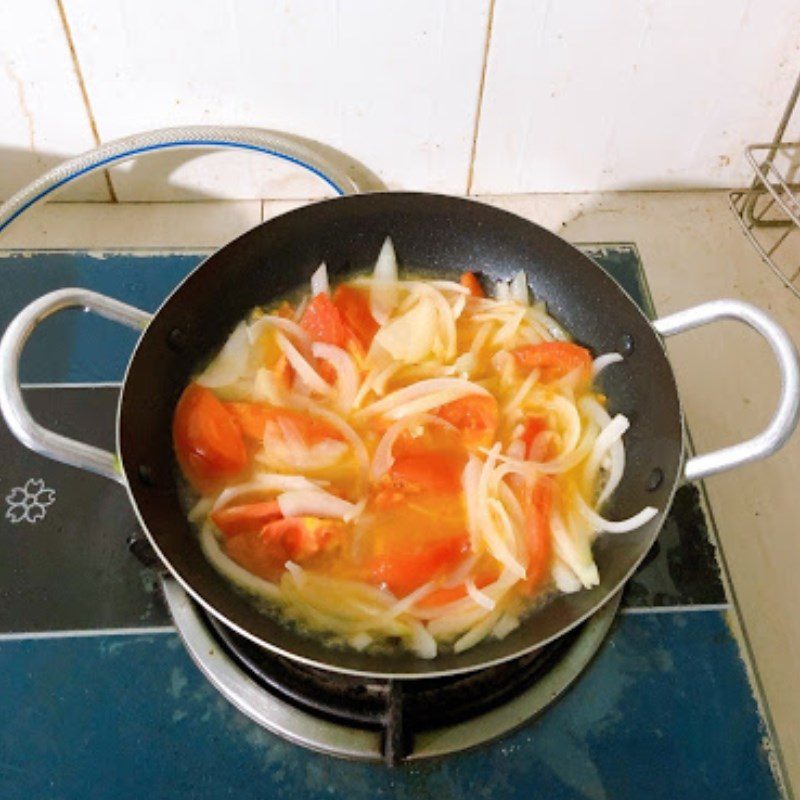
163;579;620;765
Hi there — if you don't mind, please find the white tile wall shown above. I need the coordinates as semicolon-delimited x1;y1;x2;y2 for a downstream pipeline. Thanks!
471;0;800;194
62;0;490;201
0;0;109;201
2;0;799;204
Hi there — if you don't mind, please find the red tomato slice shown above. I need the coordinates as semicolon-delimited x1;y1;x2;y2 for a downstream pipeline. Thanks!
333;285;378;349
437;395;498;447
511;342;592;382
389;451;465;495
226;403;344;445
370;534;470;596
173;384;247;490
300;293;350;348
211;500;283;538
525;477;554;590
262;516;340;561
459;271;485;298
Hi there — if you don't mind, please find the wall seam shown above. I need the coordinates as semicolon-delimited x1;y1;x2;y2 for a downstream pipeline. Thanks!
55;0;118;202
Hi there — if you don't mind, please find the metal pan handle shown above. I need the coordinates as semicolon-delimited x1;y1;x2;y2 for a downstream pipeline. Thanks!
0;127;386;482
0;288;152;483
653;299;800;482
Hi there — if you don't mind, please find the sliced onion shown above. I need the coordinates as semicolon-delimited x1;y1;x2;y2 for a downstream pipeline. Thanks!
575;492;658;534
275;332;332;396
584;411;628;506
290;398;370;487
462;455;483;553
407;619;437;659
372;296;438;363
248;315;312;354
253;367;283;404
277;489;358;521
312;342;360;413
509;270;529;305
260;425;349;472
454;606;504;653
495;279;511;302
358;378;491;421
310;262;329;296
196;321;250;388
212;473;323;512
407;282;458;360
491;613;520;640
371;237;398;324
466;578;496;610
552;559;583;593
348;632;373;651
593;352;624;377
550;510;599;588
188;496;214;523
428;280;470;295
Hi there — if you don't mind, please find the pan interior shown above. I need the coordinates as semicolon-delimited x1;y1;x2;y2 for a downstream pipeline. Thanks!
119;192;682;677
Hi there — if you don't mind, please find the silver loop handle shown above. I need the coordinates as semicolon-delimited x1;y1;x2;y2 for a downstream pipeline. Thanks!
0;289;152;483
653;299;800;482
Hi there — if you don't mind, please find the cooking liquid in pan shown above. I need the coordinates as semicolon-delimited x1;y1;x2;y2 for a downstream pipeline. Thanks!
173;242;657;659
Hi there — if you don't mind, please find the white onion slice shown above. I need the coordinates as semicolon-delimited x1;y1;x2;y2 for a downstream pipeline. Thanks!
290;398;370;487
372;296;438;363
275;332;332;396
312;342;360;413
310;262;329;296
585;413;628;506
491;613;521;640
576;493;658;534
196;321;250;388
454;606;504;653
371;237;398;324
495;280;511;302
592;352;624;377
358;378;491;421
552;559;583;593
407;619;437;659
248;315;312;353
509;270;529;305
466;578;496;610
462;455;483;553
277;489;358;521
212;474;323;512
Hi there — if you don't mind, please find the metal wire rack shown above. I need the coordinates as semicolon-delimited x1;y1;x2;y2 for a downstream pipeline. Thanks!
730;71;800;298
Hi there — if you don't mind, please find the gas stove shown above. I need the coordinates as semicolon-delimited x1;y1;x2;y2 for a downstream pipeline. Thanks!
0;246;785;799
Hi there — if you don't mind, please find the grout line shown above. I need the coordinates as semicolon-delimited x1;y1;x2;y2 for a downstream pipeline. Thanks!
55;0;118;203
619;602;731;615
466;0;497;196
0;626;175;642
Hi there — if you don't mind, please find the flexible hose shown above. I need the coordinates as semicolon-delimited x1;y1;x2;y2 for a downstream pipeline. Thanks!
0;126;386;233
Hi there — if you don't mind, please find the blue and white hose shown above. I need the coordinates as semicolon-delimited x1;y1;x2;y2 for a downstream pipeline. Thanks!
0;126;386;234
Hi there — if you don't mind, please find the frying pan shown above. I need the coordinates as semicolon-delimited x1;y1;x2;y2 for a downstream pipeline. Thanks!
1;128;798;679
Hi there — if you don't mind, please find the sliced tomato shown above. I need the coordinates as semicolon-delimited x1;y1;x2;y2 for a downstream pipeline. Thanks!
459;271;485;298
226;402;273;442
225;530;285;582
333;285;378;349
520;415;553;460
512;341;592;382
525;477;554;590
389;451;465;495
226;403;344;445
437;395;498;447
261;516;341;561
300;292;350;348
370;534;470;596
211;500;283;538
173;384;247;490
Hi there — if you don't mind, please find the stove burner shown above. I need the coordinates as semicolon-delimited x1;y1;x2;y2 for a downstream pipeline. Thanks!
163;579;620;764
207;615;581;765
